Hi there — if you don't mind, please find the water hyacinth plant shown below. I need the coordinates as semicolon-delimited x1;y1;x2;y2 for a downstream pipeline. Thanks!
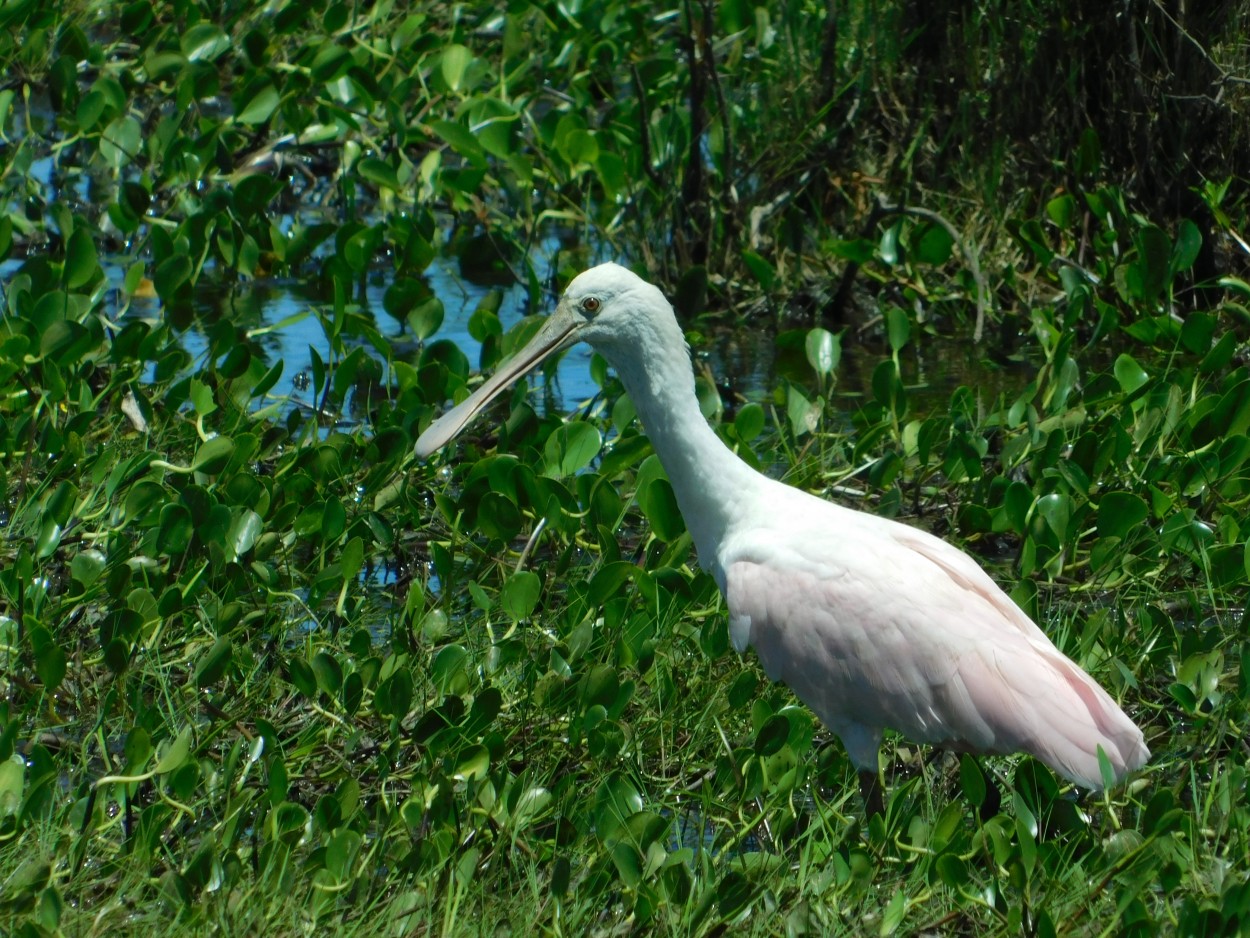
2;1;1249;935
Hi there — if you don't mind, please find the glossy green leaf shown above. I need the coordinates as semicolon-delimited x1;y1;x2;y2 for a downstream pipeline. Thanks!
193;436;236;474
545;422;601;477
432;644;469;694
804;327;840;377
63;228;98;289
637;477;685;543
1171;218;1202;274
154;727;193;774
912;222;953;265
1045;193;1076;228
501;570;541;620
440;44;474;91
734;402;765;442
886;307;910;353
1113;353;1150;394
1097;492;1149;539
182;23;231;61
236;82;279;125
100;116;142;170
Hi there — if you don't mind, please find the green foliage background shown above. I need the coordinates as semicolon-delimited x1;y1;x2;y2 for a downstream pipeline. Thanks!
2;1;1250;935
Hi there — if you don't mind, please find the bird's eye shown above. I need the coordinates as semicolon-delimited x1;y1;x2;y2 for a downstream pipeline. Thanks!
581;296;600;314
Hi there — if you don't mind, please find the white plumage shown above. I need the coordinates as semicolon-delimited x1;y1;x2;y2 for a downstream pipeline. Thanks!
416;263;1149;812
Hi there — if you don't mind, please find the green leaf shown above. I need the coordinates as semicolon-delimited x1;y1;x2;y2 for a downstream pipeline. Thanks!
70;549;106;587
340;536;364;581
594;773;643;842
637;476;685;543
885;307;910;354
431;119;487;168
1113;353;1150;394
31;629;66;690
476;492;521;542
1131;225;1172;302
100;115;142;170
1171;218;1202;275
440;44;473;91
741;250;776;291
595;151;625;199
1097;492;1149;540
193;436;236;474
432;644;469;694
881;889;907;935
154;254;193;300
1045;193;1076;228
454;745;490;782
1035;492;1071;542
64;228;98;289
181;23;231;61
912;222;953;265
236;82;280;125
558;129;599;166
228;508;263;559
0;756;24;819
154;727;193;774
935;853;968;888
502;570;541;620
804;328;840;377
734;402;765;442
879;224;901;265
195;637;233;687
358;157;400;191
312;651;342;694
545;422;601;477
825;238;875;264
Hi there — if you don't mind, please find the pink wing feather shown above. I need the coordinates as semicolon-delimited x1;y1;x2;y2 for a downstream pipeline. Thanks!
722;500;1149;789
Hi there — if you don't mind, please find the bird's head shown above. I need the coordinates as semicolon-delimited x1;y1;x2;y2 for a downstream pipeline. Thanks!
414;262;666;457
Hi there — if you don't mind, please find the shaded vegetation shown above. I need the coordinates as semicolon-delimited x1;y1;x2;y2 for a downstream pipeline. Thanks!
2;0;1250;935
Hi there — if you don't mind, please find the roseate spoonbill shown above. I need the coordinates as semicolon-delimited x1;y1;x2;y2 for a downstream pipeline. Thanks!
416;263;1149;815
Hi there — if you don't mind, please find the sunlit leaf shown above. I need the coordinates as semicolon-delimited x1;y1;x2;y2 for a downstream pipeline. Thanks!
236;82;279;125
440;44;473;91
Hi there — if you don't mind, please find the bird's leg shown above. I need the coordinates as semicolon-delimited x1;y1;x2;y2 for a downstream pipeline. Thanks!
858;770;885;819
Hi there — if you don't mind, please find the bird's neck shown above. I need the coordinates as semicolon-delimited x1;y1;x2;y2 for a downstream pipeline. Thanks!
596;321;761;573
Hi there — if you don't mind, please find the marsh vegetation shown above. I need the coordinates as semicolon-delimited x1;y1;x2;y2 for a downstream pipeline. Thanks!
2;1;1250;934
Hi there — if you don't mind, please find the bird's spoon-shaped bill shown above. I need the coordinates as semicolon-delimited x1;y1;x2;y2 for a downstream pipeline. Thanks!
414;303;585;458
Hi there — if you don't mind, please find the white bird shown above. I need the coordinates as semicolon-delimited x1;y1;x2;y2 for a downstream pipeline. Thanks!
416;263;1149;815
